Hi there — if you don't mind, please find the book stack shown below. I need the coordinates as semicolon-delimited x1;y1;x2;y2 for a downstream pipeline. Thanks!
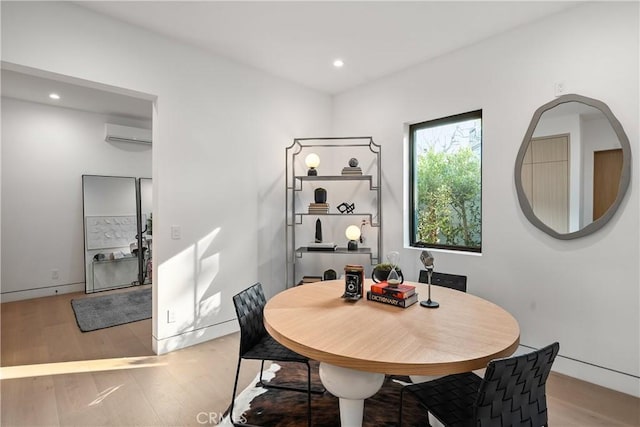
306;242;337;251
341;167;363;176
367;282;418;308
308;203;329;214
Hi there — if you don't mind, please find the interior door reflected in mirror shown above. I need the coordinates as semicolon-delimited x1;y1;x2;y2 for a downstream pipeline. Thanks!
515;94;631;240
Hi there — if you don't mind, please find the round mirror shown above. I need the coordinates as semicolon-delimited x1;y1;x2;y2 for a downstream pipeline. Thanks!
515;94;631;239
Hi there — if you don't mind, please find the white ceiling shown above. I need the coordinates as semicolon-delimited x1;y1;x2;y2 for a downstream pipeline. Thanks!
79;1;581;95
2;1;581;118
1;69;153;121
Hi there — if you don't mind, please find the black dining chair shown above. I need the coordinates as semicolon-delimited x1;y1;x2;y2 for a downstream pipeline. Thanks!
399;342;560;427
230;282;321;426
418;270;467;293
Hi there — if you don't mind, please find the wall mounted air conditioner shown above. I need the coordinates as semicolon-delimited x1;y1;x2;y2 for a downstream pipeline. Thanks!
104;124;152;145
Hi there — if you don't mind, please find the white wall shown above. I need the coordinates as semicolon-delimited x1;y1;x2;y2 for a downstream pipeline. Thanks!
332;2;639;396
1;2;331;353
1;97;151;300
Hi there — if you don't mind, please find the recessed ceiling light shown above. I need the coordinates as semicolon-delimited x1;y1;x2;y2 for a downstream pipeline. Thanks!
333;59;344;68
49;93;61;100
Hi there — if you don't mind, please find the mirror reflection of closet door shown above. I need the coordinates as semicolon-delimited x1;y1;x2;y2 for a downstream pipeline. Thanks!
139;178;152;285
82;175;138;293
521;135;569;233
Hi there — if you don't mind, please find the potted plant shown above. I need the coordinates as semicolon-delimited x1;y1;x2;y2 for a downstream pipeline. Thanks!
372;262;403;284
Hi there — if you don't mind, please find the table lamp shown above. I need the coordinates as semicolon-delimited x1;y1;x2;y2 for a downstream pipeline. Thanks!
345;225;361;250
305;153;320;176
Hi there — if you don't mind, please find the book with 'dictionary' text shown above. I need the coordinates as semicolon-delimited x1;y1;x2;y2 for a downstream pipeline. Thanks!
366;291;418;308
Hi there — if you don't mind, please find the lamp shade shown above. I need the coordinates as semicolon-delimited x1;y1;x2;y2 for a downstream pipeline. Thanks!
305;153;320;168
345;225;361;241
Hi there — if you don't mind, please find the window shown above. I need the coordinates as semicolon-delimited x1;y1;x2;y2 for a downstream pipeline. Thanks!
409;110;482;253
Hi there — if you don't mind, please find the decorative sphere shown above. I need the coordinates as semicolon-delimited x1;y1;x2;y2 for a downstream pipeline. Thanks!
348;158;359;167
345;225;361;241
305;153;320;168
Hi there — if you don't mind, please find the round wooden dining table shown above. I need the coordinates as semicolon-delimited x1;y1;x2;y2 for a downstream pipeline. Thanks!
263;279;520;427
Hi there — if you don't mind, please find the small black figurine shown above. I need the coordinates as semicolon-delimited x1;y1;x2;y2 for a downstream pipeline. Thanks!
314;188;327;204
315;218;323;243
337;202;355;214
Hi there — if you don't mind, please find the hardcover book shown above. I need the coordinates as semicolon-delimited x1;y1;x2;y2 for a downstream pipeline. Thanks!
366;291;418;308
307;242;337;251
370;282;416;299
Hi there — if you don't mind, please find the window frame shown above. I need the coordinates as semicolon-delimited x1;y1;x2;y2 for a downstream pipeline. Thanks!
408;109;483;253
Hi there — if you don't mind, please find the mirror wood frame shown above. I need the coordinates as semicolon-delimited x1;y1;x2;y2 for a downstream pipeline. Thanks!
515;94;631;239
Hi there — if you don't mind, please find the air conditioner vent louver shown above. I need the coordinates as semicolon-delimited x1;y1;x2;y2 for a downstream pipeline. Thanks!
105;123;152;145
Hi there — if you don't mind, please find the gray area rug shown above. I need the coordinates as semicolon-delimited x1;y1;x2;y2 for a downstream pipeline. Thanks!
71;287;151;332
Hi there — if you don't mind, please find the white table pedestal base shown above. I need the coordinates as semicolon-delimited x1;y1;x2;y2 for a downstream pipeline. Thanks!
318;362;385;427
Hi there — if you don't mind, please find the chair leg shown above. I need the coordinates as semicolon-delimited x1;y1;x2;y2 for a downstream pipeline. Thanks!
258;359;266;384
398;386;405;427
306;361;312;427
230;357;242;425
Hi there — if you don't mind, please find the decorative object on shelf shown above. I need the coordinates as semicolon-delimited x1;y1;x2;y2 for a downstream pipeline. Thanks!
308;203;329;214
309;188;329;213
337;202;355;214
419;250;439;308
323;269;337;280
345;225;361;250
359;219;368;244
314;188;327;203
315;218;323;243
372;262;404;284
305;153;320;176
386;251;401;286
342;264;364;300
307;242;337;251
342;157;363;175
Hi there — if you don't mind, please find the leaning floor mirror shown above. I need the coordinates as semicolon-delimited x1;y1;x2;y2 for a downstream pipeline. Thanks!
515;94;631;239
83;175;142;293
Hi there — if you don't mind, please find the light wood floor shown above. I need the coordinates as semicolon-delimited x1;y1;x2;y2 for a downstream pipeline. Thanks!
1;289;638;426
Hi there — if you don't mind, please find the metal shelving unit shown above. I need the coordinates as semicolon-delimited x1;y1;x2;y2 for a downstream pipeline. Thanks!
285;137;382;288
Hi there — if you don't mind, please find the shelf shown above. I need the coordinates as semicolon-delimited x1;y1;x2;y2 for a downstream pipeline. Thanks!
286;137;382;288
92;256;138;265
296;212;373;217
296;175;372;182
293;174;378;191
296;247;372;255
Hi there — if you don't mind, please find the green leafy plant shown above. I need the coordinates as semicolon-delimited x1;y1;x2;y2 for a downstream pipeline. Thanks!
373;263;401;273
416;146;481;249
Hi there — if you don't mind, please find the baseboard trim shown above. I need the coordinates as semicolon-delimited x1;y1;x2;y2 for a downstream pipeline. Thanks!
1;282;85;302
517;344;639;398
152;319;239;355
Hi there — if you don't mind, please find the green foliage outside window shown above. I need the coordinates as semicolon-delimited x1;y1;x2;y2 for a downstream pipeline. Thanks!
410;111;482;252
